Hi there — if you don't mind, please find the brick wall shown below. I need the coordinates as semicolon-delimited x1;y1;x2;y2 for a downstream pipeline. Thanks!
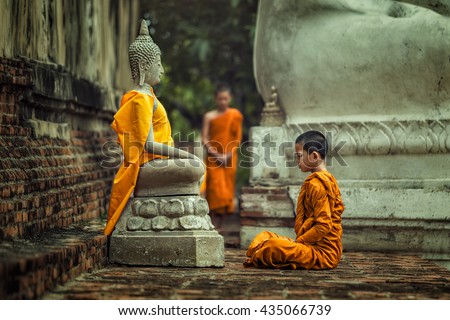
240;185;299;247
0;57;118;240
0;222;107;299
240;185;295;228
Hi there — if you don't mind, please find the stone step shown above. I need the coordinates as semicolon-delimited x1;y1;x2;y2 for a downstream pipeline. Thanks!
215;213;241;248
0;219;107;299
223;233;241;248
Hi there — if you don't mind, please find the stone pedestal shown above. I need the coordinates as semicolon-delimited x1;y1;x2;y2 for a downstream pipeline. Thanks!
110;230;224;267
109;159;224;267
260;86;285;126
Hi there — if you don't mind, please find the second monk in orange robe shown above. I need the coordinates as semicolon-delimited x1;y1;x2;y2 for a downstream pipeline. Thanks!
202;84;243;227
244;130;344;270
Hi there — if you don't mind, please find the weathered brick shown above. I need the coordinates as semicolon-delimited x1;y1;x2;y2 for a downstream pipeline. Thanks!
241;217;295;228
1;186;11;198
4;226;18;238
266;194;290;201
0;220;108;297
241;186;288;194
0;103;16;114
0;57;116;296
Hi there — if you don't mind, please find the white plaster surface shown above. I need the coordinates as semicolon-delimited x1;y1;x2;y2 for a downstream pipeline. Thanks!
254;0;450;124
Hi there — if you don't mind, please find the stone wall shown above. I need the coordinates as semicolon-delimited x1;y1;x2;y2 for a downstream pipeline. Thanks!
0;57;114;239
0;0;139;240
0;0;137;96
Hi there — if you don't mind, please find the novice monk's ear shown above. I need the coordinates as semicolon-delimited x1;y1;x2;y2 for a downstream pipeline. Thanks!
312;151;321;162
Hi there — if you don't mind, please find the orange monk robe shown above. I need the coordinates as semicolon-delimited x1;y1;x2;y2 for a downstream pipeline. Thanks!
205;108;243;213
200;168;207;194
244;171;345;270
104;89;173;235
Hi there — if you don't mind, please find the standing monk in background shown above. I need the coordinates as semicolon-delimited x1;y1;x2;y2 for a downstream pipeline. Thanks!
202;84;243;229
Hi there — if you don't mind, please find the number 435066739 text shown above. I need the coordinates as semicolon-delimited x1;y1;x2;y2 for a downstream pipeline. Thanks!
259;304;331;316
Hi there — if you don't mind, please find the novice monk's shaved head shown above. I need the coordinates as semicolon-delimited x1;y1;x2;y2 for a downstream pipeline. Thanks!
295;130;328;173
295;130;328;160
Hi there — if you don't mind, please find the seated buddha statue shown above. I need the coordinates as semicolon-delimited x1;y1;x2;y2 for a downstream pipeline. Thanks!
104;20;204;236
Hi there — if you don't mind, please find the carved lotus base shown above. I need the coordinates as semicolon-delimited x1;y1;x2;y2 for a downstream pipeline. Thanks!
109;194;224;267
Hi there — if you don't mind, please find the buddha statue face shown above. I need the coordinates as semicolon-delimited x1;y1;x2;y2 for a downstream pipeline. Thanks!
142;54;164;86
129;20;162;86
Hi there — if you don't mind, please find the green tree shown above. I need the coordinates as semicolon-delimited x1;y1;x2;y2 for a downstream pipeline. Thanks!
141;0;261;142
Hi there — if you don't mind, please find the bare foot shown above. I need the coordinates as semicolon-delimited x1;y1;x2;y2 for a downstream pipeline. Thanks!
243;257;253;267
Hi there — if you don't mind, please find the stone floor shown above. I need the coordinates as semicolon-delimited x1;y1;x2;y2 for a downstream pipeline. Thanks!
43;249;450;300
2;213;449;300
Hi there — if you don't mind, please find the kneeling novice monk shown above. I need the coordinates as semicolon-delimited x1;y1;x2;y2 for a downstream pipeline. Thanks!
244;130;344;270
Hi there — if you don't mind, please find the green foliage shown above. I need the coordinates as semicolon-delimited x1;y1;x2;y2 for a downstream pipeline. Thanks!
142;0;261;141
141;0;261;191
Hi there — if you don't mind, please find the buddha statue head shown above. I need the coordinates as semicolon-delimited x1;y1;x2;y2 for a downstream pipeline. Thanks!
129;20;163;86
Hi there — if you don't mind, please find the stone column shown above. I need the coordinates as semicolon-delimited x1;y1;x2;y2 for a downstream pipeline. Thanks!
241;0;450;268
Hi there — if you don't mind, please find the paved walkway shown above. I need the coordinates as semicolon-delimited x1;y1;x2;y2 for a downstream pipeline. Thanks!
43;249;450;300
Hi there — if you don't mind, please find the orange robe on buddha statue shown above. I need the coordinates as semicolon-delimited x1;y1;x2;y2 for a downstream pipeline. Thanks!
104;89;173;235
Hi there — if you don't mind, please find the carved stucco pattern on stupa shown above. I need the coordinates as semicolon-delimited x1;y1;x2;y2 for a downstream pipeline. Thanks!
284;119;450;157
